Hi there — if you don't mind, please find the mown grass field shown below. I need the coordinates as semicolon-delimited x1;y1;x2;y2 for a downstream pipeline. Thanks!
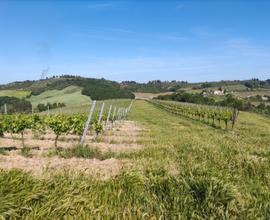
47;98;132;114
29;86;91;108
134;92;173;99
234;89;270;98
0;90;31;98
0;100;270;219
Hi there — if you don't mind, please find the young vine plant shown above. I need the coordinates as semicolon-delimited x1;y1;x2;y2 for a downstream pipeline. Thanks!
0;103;130;149
149;100;238;129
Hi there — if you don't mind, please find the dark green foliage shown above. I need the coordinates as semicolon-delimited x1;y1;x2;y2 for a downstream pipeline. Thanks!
0;148;7;155
36;103;47;112
0;96;32;114
0;76;135;100
218;94;252;110
257;103;270;115
121;80;179;93
200;82;214;88
157;92;216;105
80;78;134;100
0;119;4;137
36;102;66;112
243;78;269;90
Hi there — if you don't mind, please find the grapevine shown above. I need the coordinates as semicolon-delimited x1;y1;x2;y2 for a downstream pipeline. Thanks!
149;100;237;129
0;101;133;149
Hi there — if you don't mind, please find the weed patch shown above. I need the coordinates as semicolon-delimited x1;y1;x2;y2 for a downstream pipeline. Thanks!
57;145;116;160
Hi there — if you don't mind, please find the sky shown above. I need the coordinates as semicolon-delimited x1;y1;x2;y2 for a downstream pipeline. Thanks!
0;0;270;84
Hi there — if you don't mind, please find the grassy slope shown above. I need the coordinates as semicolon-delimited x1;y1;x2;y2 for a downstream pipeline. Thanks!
1;100;270;219
47;99;132;114
235;89;270;98
134;92;173;99
127;101;270;218
0;77;135;100
0;90;31;98
29;86;91;108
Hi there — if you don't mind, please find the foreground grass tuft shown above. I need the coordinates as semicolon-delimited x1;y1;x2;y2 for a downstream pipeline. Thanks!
19;147;33;158
0;148;7;155
57;145;116;160
0;167;239;219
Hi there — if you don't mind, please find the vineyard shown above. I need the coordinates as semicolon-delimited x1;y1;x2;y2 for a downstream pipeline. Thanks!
1;100;270;218
0;100;133;150
149;100;239;129
1;1;270;217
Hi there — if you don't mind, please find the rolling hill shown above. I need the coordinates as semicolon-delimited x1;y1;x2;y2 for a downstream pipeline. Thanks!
0;76;135;111
29;86;91;108
0;76;269;113
0;90;31;99
0;76;135;101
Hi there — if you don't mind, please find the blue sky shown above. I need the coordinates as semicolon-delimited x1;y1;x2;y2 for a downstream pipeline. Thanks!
0;0;270;84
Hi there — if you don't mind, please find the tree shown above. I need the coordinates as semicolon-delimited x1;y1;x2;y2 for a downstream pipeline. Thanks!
37;103;47;112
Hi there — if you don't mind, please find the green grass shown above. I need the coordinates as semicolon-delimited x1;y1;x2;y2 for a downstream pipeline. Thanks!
0;148;7;155
234;89;270;98
0;90;31;98
20;147;33;158
1;100;270;219
56;145;115;160
47;98;132;114
224;84;247;91
181;84;247;94
28;86;91;108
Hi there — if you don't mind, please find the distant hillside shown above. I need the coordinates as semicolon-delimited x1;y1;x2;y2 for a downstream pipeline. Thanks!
29;86;91;108
0;75;135;100
121;79;270;93
1;76;269;104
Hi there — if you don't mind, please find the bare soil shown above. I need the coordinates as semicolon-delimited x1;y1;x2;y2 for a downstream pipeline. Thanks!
0;120;146;178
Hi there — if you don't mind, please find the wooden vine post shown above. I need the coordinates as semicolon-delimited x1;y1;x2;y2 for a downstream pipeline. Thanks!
105;105;112;129
98;102;105;126
80;100;96;145
111;107;117;129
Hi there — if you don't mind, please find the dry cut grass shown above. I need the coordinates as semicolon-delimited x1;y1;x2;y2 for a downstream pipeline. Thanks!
0;120;145;178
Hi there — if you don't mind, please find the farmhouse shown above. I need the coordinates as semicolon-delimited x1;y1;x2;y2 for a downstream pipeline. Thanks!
213;90;225;95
